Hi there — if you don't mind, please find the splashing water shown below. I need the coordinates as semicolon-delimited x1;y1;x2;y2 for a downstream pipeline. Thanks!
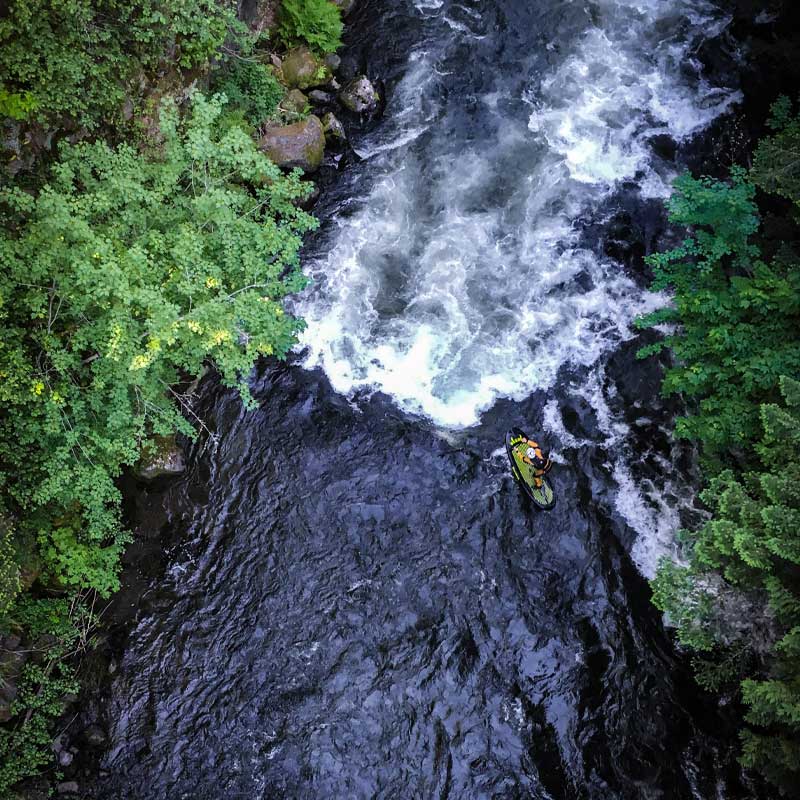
295;0;739;428
85;3;759;797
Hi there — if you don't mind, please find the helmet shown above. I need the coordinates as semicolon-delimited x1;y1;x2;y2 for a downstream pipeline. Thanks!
526;446;546;469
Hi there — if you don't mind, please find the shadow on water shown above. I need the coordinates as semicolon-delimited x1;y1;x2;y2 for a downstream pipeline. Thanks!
85;356;754;799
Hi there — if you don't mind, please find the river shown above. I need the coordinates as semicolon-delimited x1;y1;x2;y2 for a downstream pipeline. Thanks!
88;0;760;797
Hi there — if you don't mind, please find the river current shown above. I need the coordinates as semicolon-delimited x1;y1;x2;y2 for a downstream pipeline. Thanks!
90;0;757;797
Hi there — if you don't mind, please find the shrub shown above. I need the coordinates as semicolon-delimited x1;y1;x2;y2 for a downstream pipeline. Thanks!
0;91;315;596
213;59;285;127
0;0;236;129
279;0;343;54
0;90;317;791
0;89;37;121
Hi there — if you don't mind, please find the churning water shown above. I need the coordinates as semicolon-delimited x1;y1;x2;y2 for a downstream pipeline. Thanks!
86;2;758;798
295;0;738;429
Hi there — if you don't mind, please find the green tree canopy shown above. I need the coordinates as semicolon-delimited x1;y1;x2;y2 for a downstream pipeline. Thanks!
0;0;236;129
644;100;800;794
0;92;315;597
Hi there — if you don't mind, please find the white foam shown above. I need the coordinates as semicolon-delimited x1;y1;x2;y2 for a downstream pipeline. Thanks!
293;0;738;572
527;10;741;190
295;0;737;430
614;461;685;579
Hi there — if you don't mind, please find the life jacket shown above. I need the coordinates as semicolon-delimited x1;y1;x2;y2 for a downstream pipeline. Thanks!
512;436;550;475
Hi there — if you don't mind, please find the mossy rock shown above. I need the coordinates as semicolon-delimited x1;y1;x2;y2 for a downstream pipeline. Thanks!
321;112;346;142
260;115;325;173
338;75;380;113
135;434;186;481
281;46;330;90
282;89;309;114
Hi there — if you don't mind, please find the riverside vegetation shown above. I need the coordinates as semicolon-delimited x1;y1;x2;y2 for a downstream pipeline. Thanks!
0;0;344;794
1;1;799;798
638;98;800;795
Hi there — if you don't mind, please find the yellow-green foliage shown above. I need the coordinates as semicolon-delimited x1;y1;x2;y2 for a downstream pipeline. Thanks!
0;93;316;791
0;92;315;597
0;0;325;791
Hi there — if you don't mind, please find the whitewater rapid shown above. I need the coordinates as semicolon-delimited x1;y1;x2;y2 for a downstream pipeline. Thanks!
292;0;739;574
84;3;759;796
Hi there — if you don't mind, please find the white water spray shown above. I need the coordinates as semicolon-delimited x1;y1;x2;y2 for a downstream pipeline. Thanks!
293;0;739;571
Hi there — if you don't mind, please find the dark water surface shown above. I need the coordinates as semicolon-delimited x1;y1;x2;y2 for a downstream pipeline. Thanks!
97;362;749;800
89;0;762;797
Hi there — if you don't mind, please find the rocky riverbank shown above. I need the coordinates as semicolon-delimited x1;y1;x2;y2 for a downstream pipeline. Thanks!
0;1;390;796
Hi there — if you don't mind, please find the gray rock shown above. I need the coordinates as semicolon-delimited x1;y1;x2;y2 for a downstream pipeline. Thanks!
82;723;107;748
260;115;325;173
324;53;341;72
332;0;356;15
281;89;308;114
0;688;16;723
338;75;380;114
136;434;185;481
281;46;329;90
321;112;346;143
308;89;333;106
0;633;27;722
239;0;279;36
58;749;74;768
57;782;79;796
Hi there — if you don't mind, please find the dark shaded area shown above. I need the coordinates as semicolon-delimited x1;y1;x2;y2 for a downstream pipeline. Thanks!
79;360;751;799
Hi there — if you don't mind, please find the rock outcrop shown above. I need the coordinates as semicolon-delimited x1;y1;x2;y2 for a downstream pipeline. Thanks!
281;46;330;90
135;435;186;481
338;75;380;114
260;115;326;172
321;112;346;143
281;89;309;114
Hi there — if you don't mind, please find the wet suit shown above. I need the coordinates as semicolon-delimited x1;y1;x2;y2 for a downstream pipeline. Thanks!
510;434;552;489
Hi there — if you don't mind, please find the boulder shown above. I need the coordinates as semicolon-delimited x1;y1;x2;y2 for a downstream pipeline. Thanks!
308;89;334;106
281;46;330;90
321;112;346;143
324;53;342;72
260;115;325;173
56;783;79;796
82;724;107;748
0;634;27;722
0;682;17;722
281;89;308;114
238;0;280;36
136;434;185;481
338;75;380;114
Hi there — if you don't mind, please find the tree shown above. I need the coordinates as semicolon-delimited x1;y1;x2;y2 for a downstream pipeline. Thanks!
636;170;800;458
0;91;315;596
0;0;237;130
642;101;800;794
